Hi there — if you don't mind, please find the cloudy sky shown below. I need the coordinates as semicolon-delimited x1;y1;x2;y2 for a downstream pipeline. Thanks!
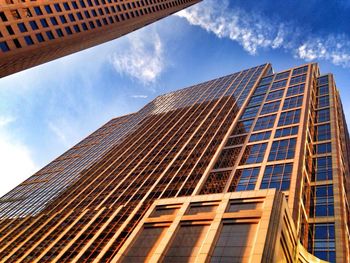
1;0;350;196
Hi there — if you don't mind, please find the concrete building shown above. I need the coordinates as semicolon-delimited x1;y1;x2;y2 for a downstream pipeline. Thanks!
0;0;201;77
0;63;349;262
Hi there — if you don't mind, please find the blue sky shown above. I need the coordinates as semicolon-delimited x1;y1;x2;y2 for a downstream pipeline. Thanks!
1;0;350;196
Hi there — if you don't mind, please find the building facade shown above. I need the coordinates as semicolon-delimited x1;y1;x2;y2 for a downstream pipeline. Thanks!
0;63;349;262
0;0;201;77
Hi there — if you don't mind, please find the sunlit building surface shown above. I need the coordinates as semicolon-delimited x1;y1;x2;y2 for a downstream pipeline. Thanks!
0;0;201;77
0;63;349;262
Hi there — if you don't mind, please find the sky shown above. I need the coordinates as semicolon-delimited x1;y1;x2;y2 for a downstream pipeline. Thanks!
1;0;350;197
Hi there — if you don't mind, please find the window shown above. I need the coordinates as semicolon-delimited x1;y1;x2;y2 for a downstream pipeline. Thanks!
230;167;260;191
63;2;71;10
316;109;330;123
46;31;54;40
56;29;64;37
266;89;284;101
260;101;281;115
34;6;43;15
286;84;305;97
44;5;53;14
315;142;331;154
232;119;254;135
290;74;306;85
308;223;335;263
253;84;270;95
249;131;271;142
248;94;265;107
268;138;296;161
54;3;62;12
69;14;76;22
318;76;329;86
318;85;329;96
260;163;292;191
292;66;308;76
29;21;38;30
313;157;333;181
40;18;49;28
240;143;267;164
35;33;44;42
315;124;331;141
226;135;246;147
214;147;241;169
275;126;298;138
310;185;334;217
24;36;34;45
275;71;290;80
282;95;303;110
200;171;231;194
271;80;287;90
278;109;301;126
0;11;7;22
317;96;329;108
260;76;273;85
0;41;10;52
240;106;259;120
17;22;27;32
50;17;58;26
253;115;276;131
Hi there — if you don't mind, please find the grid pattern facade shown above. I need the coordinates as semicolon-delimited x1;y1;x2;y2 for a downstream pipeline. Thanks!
0;0;201;77
0;63;349;262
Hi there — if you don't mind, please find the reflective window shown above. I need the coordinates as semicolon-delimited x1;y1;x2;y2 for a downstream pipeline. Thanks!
266;89;284;101
310;185;334;217
260;101;281;115
278;109;301;126
240;106;260;120
315;143;332;154
275;126;299;138
292;66;308;76
253;115;276;131
282;95;303;110
275;71;290;80
316;109;330;123
290;74;306;85
260;163;292;191
308;223;335;263
315;124;331;141
286;84;305;97
271;80;287;91
313;157;333;181
231;167;260;191
317;96;330;108
240;143;267;164
249;131;271;142
268;138;296;161
214;148;241;169
318;85;329;96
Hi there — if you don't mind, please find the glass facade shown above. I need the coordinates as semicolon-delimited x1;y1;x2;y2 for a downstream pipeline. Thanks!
0;63;349;262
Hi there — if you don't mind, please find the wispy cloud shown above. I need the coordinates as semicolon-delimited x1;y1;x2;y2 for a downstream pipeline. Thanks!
111;30;165;84
176;0;350;67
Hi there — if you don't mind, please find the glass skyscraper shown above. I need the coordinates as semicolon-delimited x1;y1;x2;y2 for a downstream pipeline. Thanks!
0;63;349;262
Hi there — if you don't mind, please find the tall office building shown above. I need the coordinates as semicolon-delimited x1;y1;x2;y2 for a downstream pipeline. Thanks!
0;0;201;77
0;63;349;262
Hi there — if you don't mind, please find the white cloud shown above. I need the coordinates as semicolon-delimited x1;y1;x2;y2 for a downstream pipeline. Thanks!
176;0;350;67
296;36;350;67
176;0;288;55
131;95;148;99
0;117;37;197
111;30;165;84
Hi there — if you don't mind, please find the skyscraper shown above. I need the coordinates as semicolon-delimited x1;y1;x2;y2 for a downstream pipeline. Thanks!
0;63;349;262
0;0;201;77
